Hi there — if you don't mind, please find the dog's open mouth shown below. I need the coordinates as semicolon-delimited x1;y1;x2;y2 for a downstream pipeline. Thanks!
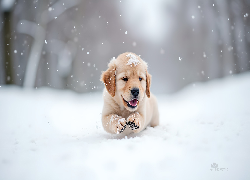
122;96;139;108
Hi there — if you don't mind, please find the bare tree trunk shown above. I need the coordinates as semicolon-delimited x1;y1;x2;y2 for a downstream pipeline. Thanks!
242;0;250;71
3;11;14;84
217;0;234;76
0;3;4;84
227;0;249;74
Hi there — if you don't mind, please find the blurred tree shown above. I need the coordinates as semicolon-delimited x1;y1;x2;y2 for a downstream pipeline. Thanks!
241;0;250;71
0;2;3;84
2;0;16;84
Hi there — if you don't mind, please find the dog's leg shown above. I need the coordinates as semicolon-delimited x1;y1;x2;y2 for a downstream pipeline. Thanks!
126;112;144;133
102;114;127;134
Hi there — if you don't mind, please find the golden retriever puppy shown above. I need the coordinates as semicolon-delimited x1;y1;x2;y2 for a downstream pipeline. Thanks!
101;52;159;134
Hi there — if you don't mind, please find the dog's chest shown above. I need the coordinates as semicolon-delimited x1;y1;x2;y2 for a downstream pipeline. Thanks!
120;109;132;119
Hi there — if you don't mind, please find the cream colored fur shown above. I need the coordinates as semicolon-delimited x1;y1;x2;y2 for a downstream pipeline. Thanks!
101;52;159;134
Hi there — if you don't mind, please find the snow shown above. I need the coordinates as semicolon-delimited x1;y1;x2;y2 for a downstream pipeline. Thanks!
110;115;125;125
117;118;125;124
126;53;140;66
0;73;250;180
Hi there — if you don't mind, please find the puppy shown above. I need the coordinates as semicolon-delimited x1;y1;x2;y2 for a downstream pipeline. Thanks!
101;52;159;134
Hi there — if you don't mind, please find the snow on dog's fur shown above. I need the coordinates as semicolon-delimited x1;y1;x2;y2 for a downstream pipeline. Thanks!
101;52;159;134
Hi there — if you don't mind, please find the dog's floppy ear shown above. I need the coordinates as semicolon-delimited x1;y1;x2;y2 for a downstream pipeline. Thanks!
146;71;151;98
101;65;116;97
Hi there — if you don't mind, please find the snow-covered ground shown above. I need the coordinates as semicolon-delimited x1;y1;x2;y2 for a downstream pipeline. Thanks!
0;73;250;180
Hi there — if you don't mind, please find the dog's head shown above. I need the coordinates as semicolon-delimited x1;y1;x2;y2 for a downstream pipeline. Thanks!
101;52;151;111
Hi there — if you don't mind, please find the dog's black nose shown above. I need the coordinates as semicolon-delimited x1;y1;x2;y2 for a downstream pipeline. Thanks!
131;88;139;97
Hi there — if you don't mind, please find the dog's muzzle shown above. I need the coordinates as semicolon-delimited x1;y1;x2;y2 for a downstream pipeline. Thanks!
122;96;139;108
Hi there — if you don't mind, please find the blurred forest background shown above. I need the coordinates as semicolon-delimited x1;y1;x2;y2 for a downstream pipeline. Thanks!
0;0;250;94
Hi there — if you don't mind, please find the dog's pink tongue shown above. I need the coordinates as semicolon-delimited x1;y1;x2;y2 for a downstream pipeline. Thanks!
129;99;138;106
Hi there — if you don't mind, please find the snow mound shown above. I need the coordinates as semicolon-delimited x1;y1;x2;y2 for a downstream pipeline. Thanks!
0;72;250;180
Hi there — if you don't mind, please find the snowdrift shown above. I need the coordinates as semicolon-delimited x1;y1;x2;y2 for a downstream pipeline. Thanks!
0;73;250;180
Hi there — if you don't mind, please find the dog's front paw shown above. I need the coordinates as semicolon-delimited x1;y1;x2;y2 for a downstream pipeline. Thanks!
110;115;127;134
127;113;141;131
116;118;127;134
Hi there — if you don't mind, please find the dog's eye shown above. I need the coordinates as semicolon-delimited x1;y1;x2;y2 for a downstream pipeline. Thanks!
122;77;128;81
139;77;142;81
